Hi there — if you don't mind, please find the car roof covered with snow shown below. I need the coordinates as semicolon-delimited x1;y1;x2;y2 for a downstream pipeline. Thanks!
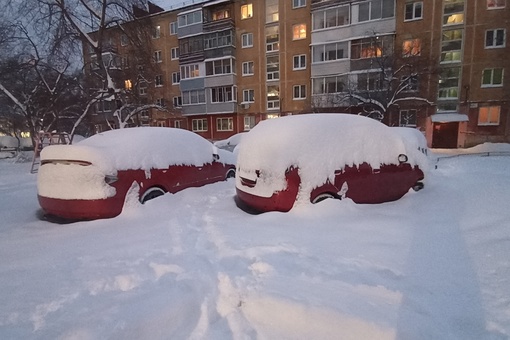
236;114;428;187
40;127;224;173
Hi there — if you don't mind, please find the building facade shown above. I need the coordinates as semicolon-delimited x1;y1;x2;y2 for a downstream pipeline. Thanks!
84;0;509;147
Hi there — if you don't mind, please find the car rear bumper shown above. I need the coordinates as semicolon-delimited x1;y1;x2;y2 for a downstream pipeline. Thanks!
38;195;123;220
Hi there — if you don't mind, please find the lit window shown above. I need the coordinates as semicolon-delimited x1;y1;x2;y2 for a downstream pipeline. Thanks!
212;9;230;20
405;2;423;21
124;79;132;90
485;29;506;48
351;38;383;59
441;29;463;63
267;85;280;109
478;106;500;125
402;39;421;57
487;0;505;8
242;61;254;76
482;68;504;87
241;4;253;19
266;26;279;52
292;24;306;40
241;33;253;48
266;0;278;22
216;118;233;131
293;55;306;70
293;85;306;99
443;0;464;26
152;26;161;39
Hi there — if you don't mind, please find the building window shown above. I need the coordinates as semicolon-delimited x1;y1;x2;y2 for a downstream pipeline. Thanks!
241;33;253;48
293;85;306;99
244;116;256;130
212;9;230;21
172;72;180;84
204;30;233;49
313;42;348;62
206;58;234;76
180;64;200;79
156;98;165;107
399;109;417;127
357;0;395;22
266;26;279;52
211;86;235;103
170;21;177;35
293;55;306;70
154;50;162;63
441;29;463;63
124;79;132;90
266;55;279;80
174;120;182;128
171;47;179;60
217;118;233;131
178;10;202;27
443;0;464;26
173;96;182;107
152;26;161;39
351;38;383;59
155;75;163;87
478;106;500;126
402;75;418;91
139;82;147;95
267;85;280;109
120;34;128;46
192;118;208;132
292;24;306;40
312;76;348;94
242;61;254;76
405;2;423;21
438;67;460;99
402;39;421;57
243;89;255;102
266;0;279;23
482;68;504;87
487;0;505;8
485;29;506;48
182;90;206;105
357;72;384;91
312;5;349;30
241;4;253;19
293;0;306;9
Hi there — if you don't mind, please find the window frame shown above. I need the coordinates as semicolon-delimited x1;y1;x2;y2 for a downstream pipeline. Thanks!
293;85;306;100
152;25;161;39
241;33;253;48
399;109;417;127
242;61;254;76
293;0;306;9
292;24;307;40
485;29;506;48
404;2;423;21
192;118;208;132
478;106;501;126
244;116;256;131
171;47;179;60
402;38;421;57
154;50;162;63
293;54;306;70
155;75;164;87
243;89;255;103
241;4;253;19
216;117;234;131
487;0;505;9
481;68;504;87
170;22;177;35
172;72;180;84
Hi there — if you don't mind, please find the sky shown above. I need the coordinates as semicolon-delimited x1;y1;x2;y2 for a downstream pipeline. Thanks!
1;141;510;339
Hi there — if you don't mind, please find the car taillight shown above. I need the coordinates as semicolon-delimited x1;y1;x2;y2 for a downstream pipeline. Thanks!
41;159;92;166
105;175;118;185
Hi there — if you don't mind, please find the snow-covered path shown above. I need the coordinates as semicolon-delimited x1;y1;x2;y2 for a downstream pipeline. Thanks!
0;152;509;339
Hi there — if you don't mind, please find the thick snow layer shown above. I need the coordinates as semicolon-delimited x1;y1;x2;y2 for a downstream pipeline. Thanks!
236;114;429;198
2;145;510;339
40;127;220;174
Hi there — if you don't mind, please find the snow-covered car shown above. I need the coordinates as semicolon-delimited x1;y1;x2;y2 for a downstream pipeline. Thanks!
37;127;236;220
235;114;428;213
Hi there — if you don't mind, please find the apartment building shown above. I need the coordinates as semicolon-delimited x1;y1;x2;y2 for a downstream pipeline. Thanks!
83;0;508;147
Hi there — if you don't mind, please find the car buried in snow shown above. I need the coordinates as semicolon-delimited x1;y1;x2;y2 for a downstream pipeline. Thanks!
235;114;428;213
37;127;236;221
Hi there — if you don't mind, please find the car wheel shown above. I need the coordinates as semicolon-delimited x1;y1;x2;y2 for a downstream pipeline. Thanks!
226;169;236;179
312;193;336;204
412;182;424;192
140;187;166;204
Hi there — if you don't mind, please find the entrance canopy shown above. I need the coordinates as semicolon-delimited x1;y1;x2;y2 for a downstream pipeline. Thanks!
431;113;469;123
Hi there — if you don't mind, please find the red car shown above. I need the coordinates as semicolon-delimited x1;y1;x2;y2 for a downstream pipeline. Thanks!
235;114;428;213
37;127;235;220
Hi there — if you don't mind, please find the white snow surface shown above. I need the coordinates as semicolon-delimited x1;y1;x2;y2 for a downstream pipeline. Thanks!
40;127;223;174
236;114;429;199
1;144;510;339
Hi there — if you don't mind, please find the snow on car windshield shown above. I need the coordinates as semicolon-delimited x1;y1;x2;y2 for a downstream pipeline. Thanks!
41;127;218;173
236;114;429;197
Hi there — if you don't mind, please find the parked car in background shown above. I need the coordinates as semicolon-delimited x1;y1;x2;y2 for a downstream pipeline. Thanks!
38;127;236;220
235;114;428;213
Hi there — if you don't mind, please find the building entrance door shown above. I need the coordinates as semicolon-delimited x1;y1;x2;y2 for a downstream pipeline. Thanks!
432;122;459;148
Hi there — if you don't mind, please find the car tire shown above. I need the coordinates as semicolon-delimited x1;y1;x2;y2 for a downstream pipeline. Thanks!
312;193;336;204
412;182;424;192
140;187;166;204
226;169;236;179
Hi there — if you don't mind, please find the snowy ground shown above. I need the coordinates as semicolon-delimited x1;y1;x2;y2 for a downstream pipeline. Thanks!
1;146;510;340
